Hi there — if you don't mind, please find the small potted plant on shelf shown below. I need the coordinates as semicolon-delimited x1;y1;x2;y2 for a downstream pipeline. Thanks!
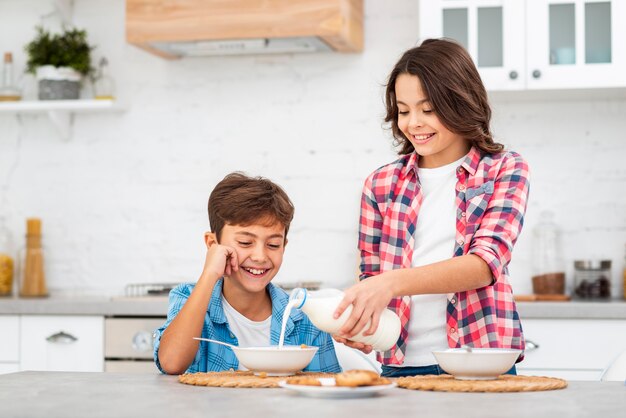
24;26;95;100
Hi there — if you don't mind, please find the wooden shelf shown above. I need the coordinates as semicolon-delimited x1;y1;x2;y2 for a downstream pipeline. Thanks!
0;99;123;140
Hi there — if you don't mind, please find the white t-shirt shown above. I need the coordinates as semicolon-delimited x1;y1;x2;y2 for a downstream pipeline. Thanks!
400;155;465;367
222;296;272;370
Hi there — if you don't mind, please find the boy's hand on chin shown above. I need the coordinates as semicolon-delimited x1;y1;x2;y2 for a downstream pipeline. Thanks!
332;335;373;355
202;244;239;279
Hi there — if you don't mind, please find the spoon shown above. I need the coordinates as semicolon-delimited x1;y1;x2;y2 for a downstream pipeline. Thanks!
193;337;236;350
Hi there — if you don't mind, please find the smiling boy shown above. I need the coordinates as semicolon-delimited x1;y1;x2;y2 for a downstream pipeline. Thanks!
154;172;341;374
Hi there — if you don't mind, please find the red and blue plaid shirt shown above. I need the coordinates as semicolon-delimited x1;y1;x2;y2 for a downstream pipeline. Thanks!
359;146;529;365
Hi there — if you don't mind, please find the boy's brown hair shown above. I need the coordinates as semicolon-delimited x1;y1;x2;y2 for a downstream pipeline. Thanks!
208;172;294;242
384;38;504;155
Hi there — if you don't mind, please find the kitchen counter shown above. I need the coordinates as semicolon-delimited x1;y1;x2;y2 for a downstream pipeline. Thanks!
0;371;623;418
1;294;625;319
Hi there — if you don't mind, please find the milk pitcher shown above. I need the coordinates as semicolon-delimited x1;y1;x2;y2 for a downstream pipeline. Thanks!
289;287;401;352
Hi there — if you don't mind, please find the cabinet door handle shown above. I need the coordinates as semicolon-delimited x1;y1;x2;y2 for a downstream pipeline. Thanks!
509;70;518;80
46;331;78;344
525;339;540;351
532;70;541;79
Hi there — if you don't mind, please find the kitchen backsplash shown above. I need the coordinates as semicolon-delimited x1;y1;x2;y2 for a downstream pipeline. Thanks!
0;0;624;297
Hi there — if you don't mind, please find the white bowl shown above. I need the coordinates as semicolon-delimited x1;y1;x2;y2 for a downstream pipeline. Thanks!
232;345;319;376
432;348;522;380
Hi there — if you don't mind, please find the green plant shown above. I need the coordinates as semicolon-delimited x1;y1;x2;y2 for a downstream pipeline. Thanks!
24;26;95;76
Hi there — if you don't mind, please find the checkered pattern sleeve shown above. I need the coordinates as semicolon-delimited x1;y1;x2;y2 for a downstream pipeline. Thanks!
468;152;530;285
358;172;383;279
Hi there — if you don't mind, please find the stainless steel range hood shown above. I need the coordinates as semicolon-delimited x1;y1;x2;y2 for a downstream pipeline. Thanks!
126;0;363;59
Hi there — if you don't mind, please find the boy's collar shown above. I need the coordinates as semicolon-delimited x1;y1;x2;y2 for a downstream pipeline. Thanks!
209;279;304;325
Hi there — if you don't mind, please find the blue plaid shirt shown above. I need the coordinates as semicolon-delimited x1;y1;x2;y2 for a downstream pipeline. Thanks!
154;279;341;374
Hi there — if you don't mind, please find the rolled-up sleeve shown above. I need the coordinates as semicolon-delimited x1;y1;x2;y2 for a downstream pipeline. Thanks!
153;284;192;373
468;152;530;284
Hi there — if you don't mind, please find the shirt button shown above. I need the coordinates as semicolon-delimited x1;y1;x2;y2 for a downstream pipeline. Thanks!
229;333;235;339
451;298;457;304
458;185;465;191
461;212;466;217
450;328;457;334
457;239;464;245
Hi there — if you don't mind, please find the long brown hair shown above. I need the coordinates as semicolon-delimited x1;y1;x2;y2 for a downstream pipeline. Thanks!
208;172;294;242
384;38;504;155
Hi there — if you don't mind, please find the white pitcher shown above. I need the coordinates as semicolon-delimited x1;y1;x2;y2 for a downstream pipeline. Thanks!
290;287;401;352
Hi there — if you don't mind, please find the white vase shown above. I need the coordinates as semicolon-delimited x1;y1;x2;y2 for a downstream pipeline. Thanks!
35;65;82;100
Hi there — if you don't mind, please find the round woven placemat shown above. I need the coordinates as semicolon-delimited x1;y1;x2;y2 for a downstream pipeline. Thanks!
396;375;567;392
178;371;334;388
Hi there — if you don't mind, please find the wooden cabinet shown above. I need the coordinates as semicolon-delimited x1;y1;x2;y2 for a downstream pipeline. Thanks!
418;0;626;91
0;315;20;374
517;319;626;380
20;315;104;372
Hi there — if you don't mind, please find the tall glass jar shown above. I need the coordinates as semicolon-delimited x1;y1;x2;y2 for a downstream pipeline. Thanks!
531;210;566;294
0;216;15;296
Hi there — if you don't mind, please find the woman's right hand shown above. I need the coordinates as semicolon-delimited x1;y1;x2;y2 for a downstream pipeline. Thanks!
332;335;373;355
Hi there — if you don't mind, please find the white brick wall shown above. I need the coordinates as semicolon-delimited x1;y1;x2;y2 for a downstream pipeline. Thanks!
1;0;624;298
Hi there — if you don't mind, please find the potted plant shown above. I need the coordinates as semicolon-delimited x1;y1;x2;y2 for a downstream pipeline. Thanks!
24;26;95;100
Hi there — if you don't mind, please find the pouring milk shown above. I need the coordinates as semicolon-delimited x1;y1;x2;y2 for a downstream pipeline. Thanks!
278;287;401;352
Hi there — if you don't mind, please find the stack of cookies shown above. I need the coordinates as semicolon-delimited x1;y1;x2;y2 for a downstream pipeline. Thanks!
285;370;391;387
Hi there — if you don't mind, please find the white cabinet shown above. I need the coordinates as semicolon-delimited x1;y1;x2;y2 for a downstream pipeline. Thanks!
20;315;104;372
518;319;626;381
0;315;20;374
418;0;626;91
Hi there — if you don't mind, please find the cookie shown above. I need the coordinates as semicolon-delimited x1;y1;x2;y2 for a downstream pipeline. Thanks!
285;376;322;386
334;370;380;387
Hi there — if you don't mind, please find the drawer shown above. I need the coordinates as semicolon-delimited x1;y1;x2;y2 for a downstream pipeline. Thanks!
519;319;626;371
20;315;104;372
0;315;19;362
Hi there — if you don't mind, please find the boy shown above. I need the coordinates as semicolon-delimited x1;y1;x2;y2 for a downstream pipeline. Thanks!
154;172;341;374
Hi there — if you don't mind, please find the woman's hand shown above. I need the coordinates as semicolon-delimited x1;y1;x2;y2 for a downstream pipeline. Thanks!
334;273;394;339
332;335;373;355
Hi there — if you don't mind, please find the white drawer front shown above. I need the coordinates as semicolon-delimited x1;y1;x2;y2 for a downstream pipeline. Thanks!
519;319;626;371
0;315;19;362
20;315;104;372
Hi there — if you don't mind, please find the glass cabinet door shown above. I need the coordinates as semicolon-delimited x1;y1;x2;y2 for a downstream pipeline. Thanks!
419;0;525;91
526;0;625;89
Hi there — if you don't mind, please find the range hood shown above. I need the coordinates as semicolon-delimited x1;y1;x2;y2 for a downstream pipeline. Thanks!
126;0;363;59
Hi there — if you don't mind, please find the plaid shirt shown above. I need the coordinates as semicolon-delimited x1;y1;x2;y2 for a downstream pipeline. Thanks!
154;279;341;373
359;146;529;365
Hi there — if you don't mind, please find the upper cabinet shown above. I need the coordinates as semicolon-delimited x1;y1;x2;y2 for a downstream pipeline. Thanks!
126;0;364;59
419;0;626;91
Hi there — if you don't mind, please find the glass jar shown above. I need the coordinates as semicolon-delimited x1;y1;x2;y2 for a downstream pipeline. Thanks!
573;260;611;300
0;216;15;296
531;211;566;294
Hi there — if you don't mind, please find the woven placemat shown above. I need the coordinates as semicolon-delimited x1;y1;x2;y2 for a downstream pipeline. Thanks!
178;371;334;388
396;374;567;392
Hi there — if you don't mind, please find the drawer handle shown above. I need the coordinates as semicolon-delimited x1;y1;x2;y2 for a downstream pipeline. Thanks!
525;339;540;351
46;331;78;344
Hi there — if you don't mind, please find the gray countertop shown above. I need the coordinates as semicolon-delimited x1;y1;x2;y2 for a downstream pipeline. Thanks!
0;371;623;418
0;294;625;319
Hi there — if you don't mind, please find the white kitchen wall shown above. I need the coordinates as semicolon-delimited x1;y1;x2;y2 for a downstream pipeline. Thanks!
1;0;625;298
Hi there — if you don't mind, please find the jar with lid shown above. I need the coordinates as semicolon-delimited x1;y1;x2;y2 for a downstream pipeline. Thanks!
531;210;566;294
574;260;611;300
0;216;15;296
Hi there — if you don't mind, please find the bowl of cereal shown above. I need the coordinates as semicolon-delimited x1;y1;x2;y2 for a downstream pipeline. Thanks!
232;345;319;376
432;347;522;380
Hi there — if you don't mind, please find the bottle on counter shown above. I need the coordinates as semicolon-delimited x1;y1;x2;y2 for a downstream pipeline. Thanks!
288;287;401;351
93;57;115;100
0;52;22;101
622;244;626;300
0;216;15;296
531;210;566;294
19;218;48;297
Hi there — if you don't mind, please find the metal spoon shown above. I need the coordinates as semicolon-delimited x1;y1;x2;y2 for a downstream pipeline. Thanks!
193;337;236;350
